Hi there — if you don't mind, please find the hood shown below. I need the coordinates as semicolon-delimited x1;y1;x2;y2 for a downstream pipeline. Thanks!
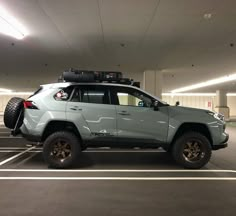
169;106;209;112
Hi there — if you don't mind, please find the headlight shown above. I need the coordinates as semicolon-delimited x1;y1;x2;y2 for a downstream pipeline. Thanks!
207;111;224;121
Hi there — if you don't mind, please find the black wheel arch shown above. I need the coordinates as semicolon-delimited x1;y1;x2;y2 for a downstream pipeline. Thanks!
42;120;83;146
168;123;213;151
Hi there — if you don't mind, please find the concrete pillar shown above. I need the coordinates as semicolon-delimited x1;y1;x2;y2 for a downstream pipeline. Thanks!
214;90;230;120
143;70;162;99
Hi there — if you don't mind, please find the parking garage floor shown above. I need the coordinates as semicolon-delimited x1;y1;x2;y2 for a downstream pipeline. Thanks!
0;125;235;216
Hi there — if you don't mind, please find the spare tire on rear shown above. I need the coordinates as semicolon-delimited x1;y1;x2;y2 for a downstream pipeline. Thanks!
4;97;25;129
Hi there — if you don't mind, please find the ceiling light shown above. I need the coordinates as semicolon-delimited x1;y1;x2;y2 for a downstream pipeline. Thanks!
163;93;216;97
171;73;236;93
0;6;28;39
0;91;33;95
203;13;212;19
0;88;12;92
227;93;236;96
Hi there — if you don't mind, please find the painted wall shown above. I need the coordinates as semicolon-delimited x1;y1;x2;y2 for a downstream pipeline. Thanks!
162;95;236;117
162;95;215;111
227;96;236;116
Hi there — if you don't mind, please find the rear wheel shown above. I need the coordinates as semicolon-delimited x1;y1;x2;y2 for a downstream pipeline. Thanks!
43;131;81;168
172;132;212;169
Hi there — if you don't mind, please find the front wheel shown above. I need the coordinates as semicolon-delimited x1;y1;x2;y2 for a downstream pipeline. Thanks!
172;132;212;169
43;131;81;168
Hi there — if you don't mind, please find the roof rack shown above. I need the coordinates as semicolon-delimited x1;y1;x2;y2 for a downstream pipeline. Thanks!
59;68;140;88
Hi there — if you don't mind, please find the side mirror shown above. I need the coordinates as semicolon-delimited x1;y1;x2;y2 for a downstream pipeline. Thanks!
175;101;180;106
153;100;159;111
138;101;144;107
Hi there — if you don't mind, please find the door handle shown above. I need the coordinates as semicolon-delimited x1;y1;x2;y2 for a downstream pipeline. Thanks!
70;106;82;111
117;111;130;115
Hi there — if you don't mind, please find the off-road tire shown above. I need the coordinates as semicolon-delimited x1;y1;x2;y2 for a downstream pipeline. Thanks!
43;131;81;168
4;97;24;129
172;132;212;169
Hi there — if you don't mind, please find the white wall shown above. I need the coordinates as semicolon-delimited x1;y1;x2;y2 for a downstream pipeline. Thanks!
227;96;236;116
162;95;236;117
162;95;215;111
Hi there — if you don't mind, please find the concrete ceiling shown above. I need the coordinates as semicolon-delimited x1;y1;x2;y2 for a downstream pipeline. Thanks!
0;0;236;92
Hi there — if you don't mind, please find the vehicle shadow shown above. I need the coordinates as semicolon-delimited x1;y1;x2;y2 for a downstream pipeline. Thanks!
75;151;180;169
16;151;180;169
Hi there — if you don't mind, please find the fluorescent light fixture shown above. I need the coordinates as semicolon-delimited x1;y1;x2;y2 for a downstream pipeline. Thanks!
171;73;236;93
227;93;236;96
0;91;33;95
118;93;128;96
162;93;216;97
0;6;28;39
0;88;12;93
163;92;236;97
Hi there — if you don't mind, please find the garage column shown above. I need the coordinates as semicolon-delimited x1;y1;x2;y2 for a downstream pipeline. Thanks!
214;90;230;120
143;70;162;99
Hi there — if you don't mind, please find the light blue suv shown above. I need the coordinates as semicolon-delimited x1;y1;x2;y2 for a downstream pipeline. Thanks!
4;70;228;169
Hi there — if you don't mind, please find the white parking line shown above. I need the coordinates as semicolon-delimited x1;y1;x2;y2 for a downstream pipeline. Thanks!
0;148;164;153
0;169;236;173
0;177;236;180
0;150;41;153
0;146;36;166
0;147;42;150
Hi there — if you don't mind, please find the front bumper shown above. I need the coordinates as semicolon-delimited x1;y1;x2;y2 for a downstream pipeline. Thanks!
212;132;229;150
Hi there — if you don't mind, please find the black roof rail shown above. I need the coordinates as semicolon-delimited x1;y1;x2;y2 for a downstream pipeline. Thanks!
60;68;140;87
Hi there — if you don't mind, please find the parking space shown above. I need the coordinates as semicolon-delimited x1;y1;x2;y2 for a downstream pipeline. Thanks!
1;1;236;215
0;126;235;215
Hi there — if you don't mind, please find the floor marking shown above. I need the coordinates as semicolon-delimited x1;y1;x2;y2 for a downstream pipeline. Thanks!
0;147;42;150
84;150;165;153
0;148;164;153
0;177;236;181
16;152;40;166
0;150;41;153
0;169;236;173
0;146;36;166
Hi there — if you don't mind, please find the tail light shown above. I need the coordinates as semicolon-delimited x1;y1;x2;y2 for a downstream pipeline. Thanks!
23;101;38;109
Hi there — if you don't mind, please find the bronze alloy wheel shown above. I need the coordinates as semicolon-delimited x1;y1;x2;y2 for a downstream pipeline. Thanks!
183;140;205;162
172;132;212;169
50;139;72;163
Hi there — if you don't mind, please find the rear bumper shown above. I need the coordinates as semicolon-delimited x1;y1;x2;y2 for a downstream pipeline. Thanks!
19;124;41;142
21;133;41;142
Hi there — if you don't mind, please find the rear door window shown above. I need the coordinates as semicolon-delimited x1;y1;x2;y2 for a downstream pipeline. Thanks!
71;85;110;104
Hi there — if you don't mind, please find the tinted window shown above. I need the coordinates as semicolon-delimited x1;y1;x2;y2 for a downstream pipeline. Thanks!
111;87;153;107
71;85;110;104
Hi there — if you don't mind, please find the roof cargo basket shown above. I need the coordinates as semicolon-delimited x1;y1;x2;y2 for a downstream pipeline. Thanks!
61;68;140;87
63;69;95;82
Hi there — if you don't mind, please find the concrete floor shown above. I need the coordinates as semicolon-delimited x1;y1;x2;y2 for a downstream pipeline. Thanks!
0;125;235;216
